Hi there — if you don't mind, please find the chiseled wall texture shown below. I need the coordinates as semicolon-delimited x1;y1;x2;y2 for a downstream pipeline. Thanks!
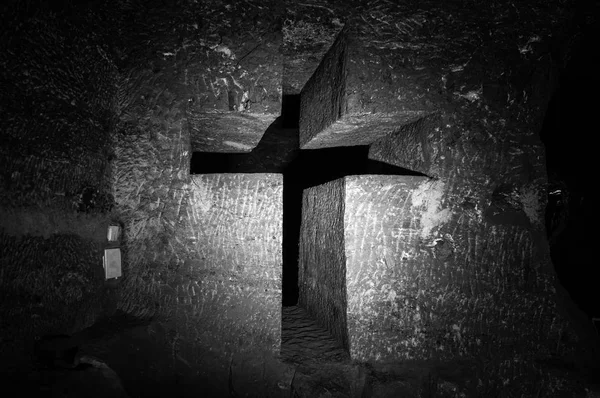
365;112;591;372
298;179;349;350
344;175;431;361
0;7;118;351
181;174;283;355
0;10;117;208
301;172;573;370
113;114;282;359
344;172;569;365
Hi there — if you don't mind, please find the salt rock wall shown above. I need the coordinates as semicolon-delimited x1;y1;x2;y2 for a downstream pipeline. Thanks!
109;0;284;154
298;25;433;150
180;174;283;355
0;3;119;354
107;0;286;367
0;8;117;207
344;175;431;361
298;178;349;351
367;113;596;370
110;116;190;319
113;112;282;377
300;173;578;374
114;130;282;357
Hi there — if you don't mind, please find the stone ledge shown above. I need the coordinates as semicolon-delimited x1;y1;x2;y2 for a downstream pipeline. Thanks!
299;26;439;149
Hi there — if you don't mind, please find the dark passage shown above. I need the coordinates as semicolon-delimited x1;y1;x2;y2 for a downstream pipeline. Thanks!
190;95;419;306
540;22;597;319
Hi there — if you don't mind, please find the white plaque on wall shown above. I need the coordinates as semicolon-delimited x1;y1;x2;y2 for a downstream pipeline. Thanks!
107;225;121;242
103;248;122;280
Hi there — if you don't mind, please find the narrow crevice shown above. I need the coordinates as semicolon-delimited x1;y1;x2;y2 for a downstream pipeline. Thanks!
282;174;301;306
540;50;596;318
282;94;300;129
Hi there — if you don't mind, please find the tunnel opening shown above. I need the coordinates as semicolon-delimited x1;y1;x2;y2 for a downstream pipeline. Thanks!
539;41;596;319
281;94;300;129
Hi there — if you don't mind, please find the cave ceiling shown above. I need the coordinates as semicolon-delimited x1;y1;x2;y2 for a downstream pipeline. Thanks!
64;0;581;152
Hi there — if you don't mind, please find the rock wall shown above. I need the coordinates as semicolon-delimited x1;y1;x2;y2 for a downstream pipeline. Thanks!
113;118;282;362
293;2;598;388
112;94;282;379
369;112;600;373
104;0;287;379
298;178;348;351
0;6;117;207
107;0;284;154
299;26;433;149
0;2;119;356
344;175;431;361
1;0;596;394
110;117;190;319
300;172;591;384
182;174;282;355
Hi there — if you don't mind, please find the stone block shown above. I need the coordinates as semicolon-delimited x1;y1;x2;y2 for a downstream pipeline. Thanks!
299;175;437;361
184;174;283;355
368;116;441;177
298;178;348;350
299;26;436;149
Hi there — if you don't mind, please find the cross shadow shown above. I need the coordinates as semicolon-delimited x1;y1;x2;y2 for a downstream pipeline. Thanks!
190;116;298;174
190;97;425;306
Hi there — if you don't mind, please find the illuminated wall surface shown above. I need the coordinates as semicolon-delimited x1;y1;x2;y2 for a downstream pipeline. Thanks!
344;176;435;361
183;174;282;354
300;175;583;363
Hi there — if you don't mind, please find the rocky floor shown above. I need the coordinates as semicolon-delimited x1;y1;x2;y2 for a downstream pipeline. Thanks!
281;305;350;365
3;307;600;398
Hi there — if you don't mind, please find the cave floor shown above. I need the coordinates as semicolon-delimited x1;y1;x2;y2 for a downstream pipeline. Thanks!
281;305;350;364
5;307;600;398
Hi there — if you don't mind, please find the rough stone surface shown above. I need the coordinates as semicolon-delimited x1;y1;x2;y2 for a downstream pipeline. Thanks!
298;178;349;351
0;3;119;357
299;26;435;149
368;115;441;177
365;97;600;375
112;115;282;355
299;173;594;387
344;175;432;361
110;0;284;154
281;16;342;94
0;6;117;208
187;112;279;153
1;0;599;396
180;174;282;355
185;32;283;153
